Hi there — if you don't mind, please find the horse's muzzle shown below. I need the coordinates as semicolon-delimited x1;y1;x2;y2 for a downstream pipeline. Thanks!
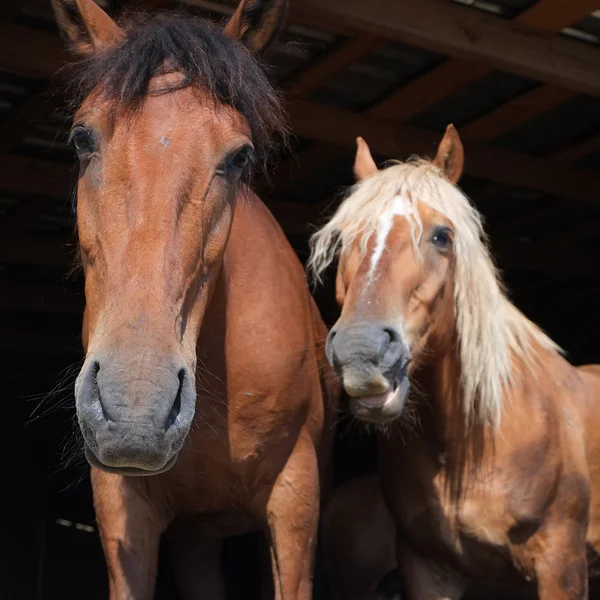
326;322;410;424
75;353;196;474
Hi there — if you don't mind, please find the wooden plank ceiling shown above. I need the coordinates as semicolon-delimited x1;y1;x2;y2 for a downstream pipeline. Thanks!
2;0;600;364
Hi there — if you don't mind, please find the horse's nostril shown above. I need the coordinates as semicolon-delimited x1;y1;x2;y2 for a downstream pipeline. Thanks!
165;369;185;431
378;328;394;361
383;327;400;343
91;361;111;422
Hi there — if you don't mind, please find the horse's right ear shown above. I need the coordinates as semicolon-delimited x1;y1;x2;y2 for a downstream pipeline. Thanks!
224;0;288;55
354;137;378;181
51;0;124;58
433;124;464;184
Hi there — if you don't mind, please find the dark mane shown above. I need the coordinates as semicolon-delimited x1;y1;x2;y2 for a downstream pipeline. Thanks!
65;12;288;174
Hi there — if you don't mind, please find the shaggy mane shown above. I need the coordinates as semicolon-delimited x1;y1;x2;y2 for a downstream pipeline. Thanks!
64;12;287;174
308;159;560;427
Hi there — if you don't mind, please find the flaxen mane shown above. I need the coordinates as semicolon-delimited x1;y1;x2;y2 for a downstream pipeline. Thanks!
308;159;560;426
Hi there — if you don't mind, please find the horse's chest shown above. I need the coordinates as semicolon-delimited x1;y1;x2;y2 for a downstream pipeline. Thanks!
383;454;513;575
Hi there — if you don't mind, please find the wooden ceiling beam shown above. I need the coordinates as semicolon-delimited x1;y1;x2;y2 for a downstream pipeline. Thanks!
349;0;597;126
284;33;382;96
368;59;489;122
4;93;600;207
2;0;599;97
294;0;600;97
278;0;599;200
515;0;598;31
363;0;595;124
403;0;598;138
287;101;600;205
274;31;382;190
3;89;600;229
460;86;577;143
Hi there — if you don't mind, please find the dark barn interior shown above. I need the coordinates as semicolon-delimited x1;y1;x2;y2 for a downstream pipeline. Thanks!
3;0;600;597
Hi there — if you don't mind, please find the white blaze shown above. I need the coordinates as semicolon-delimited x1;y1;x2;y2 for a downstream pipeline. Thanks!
368;194;410;279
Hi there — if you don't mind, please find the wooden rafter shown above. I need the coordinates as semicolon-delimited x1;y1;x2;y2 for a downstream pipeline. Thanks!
358;0;598;124
460;86;577;143
295;0;600;97
367;59;489;122
2;1;600;96
273;0;600;202
284;33;382;96
3;95;600;207
287;101;600;205
515;0;598;31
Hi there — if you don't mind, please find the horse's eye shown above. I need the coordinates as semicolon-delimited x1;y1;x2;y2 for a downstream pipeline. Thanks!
69;126;96;155
225;145;255;180
431;227;452;251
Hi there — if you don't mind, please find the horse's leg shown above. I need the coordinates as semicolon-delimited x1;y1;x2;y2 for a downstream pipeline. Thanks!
167;522;226;600
530;526;588;600
397;542;466;600
92;468;166;600
263;434;320;600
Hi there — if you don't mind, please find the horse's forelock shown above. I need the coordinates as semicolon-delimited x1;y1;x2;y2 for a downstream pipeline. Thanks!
64;12;288;175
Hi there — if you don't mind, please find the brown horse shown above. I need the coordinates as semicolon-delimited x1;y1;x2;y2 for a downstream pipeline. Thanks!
310;126;600;599
52;0;338;598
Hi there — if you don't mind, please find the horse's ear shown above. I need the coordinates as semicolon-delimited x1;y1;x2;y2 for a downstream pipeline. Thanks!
223;0;288;55
51;0;124;58
354;137;378;181
433;124;464;184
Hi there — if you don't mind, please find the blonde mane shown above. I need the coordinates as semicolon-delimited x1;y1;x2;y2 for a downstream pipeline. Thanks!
308;159;560;427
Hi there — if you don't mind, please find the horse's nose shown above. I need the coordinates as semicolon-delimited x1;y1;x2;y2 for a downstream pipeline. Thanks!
74;351;197;472
326;323;409;395
76;357;190;431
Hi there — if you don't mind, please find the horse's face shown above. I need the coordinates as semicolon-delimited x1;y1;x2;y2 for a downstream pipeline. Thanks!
73;86;249;473
53;0;287;474
326;129;464;424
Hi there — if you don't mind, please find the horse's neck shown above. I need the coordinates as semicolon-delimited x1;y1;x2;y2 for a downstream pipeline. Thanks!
413;348;486;466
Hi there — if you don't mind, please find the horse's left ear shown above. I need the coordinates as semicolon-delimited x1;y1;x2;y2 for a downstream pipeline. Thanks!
354;137;378;181
52;0;124;58
433;124;464;184
223;0;288;54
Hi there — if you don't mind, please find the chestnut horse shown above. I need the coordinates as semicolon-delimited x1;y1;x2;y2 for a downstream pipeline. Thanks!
310;126;600;599
52;0;338;598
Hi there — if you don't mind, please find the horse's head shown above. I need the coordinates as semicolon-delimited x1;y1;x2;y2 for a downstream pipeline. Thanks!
53;0;287;474
310;127;465;425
